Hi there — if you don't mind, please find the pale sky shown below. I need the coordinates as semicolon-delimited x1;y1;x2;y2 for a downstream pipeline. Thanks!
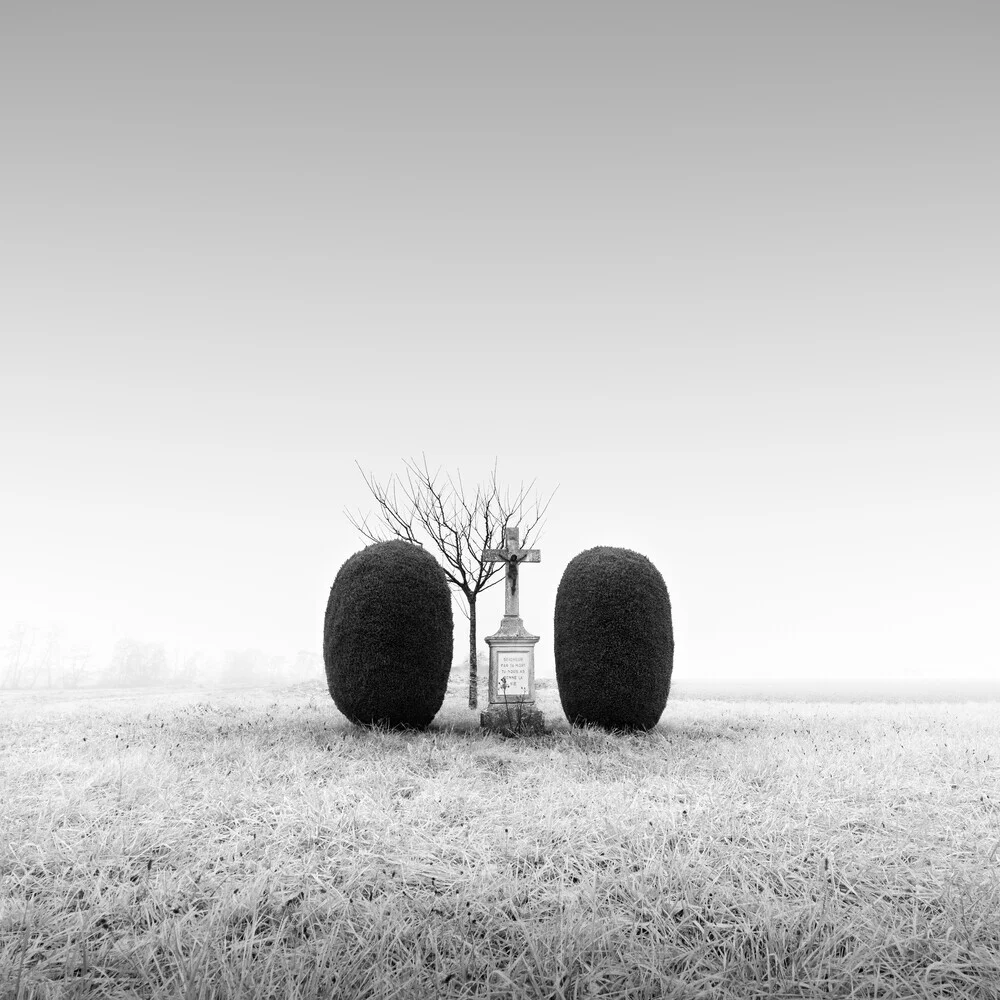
2;4;997;689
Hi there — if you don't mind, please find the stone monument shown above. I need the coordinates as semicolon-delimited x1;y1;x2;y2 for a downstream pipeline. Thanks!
481;527;545;735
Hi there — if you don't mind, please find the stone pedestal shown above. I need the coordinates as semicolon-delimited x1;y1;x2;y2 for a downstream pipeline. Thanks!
480;615;545;736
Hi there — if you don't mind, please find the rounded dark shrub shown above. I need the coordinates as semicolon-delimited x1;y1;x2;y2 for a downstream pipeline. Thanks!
323;540;453;729
554;546;674;731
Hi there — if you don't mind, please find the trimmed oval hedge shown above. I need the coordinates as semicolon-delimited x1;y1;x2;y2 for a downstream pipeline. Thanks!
323;540;453;729
554;546;674;731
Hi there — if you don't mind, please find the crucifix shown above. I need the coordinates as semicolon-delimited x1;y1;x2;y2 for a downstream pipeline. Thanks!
484;526;541;618
481;524;544;733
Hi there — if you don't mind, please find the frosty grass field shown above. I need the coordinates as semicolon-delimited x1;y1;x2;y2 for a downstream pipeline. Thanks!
1;677;998;999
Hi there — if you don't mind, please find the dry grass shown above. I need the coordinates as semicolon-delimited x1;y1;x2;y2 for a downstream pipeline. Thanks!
1;678;999;999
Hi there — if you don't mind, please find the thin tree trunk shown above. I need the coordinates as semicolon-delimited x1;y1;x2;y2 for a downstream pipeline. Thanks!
468;597;478;709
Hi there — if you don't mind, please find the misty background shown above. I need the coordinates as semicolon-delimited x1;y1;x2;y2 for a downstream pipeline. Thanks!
2;4;997;699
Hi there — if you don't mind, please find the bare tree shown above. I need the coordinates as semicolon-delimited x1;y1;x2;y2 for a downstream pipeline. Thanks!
172;650;204;688
346;457;555;709
64;644;92;689
1;623;35;690
103;638;167;687
37;625;62;689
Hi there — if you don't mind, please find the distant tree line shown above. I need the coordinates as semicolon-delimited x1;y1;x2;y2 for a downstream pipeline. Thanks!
0;624;325;690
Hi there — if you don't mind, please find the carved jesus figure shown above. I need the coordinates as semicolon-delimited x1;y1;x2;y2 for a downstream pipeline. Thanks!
482;527;540;618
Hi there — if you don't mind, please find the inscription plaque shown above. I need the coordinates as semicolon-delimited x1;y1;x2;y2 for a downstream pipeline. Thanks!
496;651;530;697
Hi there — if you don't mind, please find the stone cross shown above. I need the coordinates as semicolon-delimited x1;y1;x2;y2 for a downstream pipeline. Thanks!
484;527;540;617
